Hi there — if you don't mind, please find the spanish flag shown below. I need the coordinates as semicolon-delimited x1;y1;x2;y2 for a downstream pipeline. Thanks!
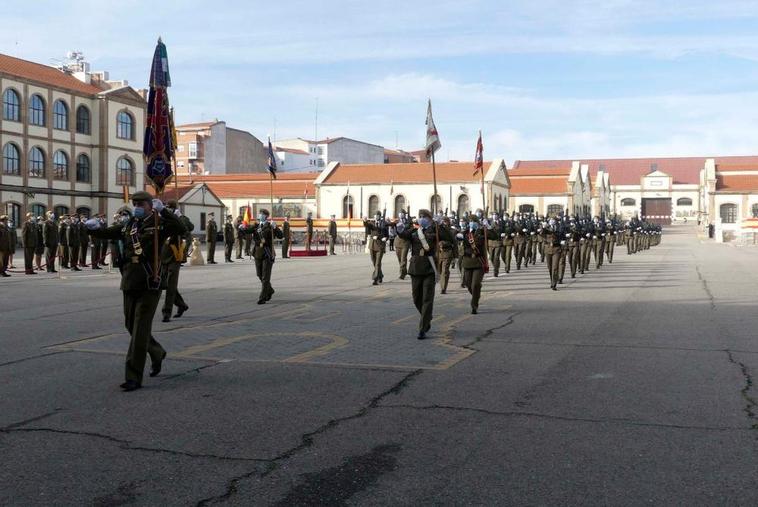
243;203;252;226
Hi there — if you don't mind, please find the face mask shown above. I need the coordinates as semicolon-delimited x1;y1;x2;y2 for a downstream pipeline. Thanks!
469;222;479;231
133;207;146;219
258;214;265;222
419;217;431;228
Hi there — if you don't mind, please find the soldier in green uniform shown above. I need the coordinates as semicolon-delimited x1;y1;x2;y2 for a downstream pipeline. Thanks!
42;211;59;273
499;213;515;274
161;200;192;322
487;212;502;277
438;215;456;294
328;214;338;255
67;215;82;271
395;209;451;339
206;212;218;263
0;215;11;277
234;215;244;260
306;212;314;251
21;213;38;275
514;213;528;270
542;217;563;291
281;215;291;258
58;216;70;269
394;210;410;279
605;218;617;263
241;209;283;304
366;212;388;285
86;191;186;391
78;213;89;269
223;215;235;262
33;216;44;271
458;216;497;314
566;216;581;278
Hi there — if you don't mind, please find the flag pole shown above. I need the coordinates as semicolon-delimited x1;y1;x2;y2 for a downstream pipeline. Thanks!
431;150;440;255
269;170;275;257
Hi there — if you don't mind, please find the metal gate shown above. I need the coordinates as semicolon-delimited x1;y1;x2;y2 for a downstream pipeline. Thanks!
641;198;672;225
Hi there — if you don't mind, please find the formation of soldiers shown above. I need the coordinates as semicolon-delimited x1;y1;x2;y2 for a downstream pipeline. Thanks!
365;208;662;339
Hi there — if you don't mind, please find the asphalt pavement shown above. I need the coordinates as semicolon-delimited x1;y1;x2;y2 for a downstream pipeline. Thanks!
1;225;757;506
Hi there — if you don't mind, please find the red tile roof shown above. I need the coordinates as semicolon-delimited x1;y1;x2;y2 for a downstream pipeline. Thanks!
177;172;318;184
715;164;758;172
509;177;568;195
322;162;485;184
207;181;315;198
716;174;758;192
0;53;103;95
160;185;196;202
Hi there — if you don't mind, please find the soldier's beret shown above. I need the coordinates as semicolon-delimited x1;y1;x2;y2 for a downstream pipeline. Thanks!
166;199;179;208
418;209;432;218
259;209;270;216
130;190;153;202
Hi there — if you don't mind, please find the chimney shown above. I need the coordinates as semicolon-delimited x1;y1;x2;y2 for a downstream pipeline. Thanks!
650;163;658;173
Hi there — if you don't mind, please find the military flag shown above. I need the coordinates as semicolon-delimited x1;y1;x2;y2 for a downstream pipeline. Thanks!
425;99;441;157
243;203;252;226
473;130;484;194
143;37;173;194
267;137;277;180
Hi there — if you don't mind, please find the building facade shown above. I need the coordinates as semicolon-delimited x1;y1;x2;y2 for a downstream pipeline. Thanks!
701;161;758;243
275;137;384;170
1;53;146;224
314;160;510;224
175;120;268;175
161;182;225;238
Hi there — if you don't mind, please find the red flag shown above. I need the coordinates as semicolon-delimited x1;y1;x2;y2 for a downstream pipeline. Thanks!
473;131;483;177
243;203;252;226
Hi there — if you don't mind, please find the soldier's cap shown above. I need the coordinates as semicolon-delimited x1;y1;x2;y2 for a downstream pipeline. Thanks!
117;205;133;215
259;209;270;216
418;209;432;219
130;190;153;203
25;212;33;218
166;199;179;208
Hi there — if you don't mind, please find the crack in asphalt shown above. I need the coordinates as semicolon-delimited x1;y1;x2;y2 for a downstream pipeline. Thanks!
461;314;517;348
159;361;228;381
0;351;68;369
1;409;63;430
695;264;716;311
0;426;269;463
725;350;758;431
195;369;423;506
378;404;748;432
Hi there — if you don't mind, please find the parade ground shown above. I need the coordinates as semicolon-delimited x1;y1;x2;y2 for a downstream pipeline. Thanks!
2;224;757;505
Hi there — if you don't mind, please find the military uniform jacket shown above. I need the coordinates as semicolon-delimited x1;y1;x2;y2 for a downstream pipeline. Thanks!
89;209;186;291
206;219;218;242
59;222;69;246
282;221;290;239
501;221;515;245
460;228;498;269
162;215;194;265
21;221;38;248
368;221;389;253
328;221;337;238
223;223;235;245
541;226;563;254
43;220;59;247
397;224;452;276
244;223;283;260
78;221;89;247
306;218;314;236
0;223;11;252
67;223;81;247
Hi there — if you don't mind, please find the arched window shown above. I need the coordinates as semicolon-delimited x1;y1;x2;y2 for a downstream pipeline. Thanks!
53;150;68;179
430;194;442;213
677;197;693;206
54;205;69;218
621;198;636;206
342;194;354;219
394;195;406;217
5;202;21;227
457;194;470;217
720;203;737;224
117;111;134;140
29;94;46;126
76;154;91;182
76;206;91;218
28;147;45;177
368;195;380;217
752;204;758;219
3;88;20;121
3;143;20;175
76;105;90;135
547;204;563;216
31;203;47;218
116;157;134;186
519;204;534;214
53;100;68;130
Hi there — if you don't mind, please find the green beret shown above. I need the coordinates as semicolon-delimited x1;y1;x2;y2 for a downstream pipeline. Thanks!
130;190;153;202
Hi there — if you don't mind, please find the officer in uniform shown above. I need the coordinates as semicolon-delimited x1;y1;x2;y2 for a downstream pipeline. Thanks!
78;213;89;268
605;218;616;263
206;212;218;263
592;216;606;269
394;210;410;279
223;215;235;262
86;191;186;391
580;217;593;274
366;212;388;285
514;213;527;270
487;212;502;277
395;209;450;339
438;215;456;294
235;215;244;260
42;211;59;273
542;217;562;290
566;216;581;278
67;215;81;271
0;215;11;277
161;200;192;322
306;212;314;251
328;214;338;255
499;213;515;274
281;215;291;258
21;213;38;275
90;214;103;269
458;216;497;314
242;209;283;304
58;216;70;269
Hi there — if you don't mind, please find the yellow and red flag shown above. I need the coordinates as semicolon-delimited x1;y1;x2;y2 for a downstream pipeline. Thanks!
243;202;252;226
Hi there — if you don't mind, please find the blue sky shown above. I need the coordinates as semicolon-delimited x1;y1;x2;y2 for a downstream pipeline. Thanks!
4;0;758;163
